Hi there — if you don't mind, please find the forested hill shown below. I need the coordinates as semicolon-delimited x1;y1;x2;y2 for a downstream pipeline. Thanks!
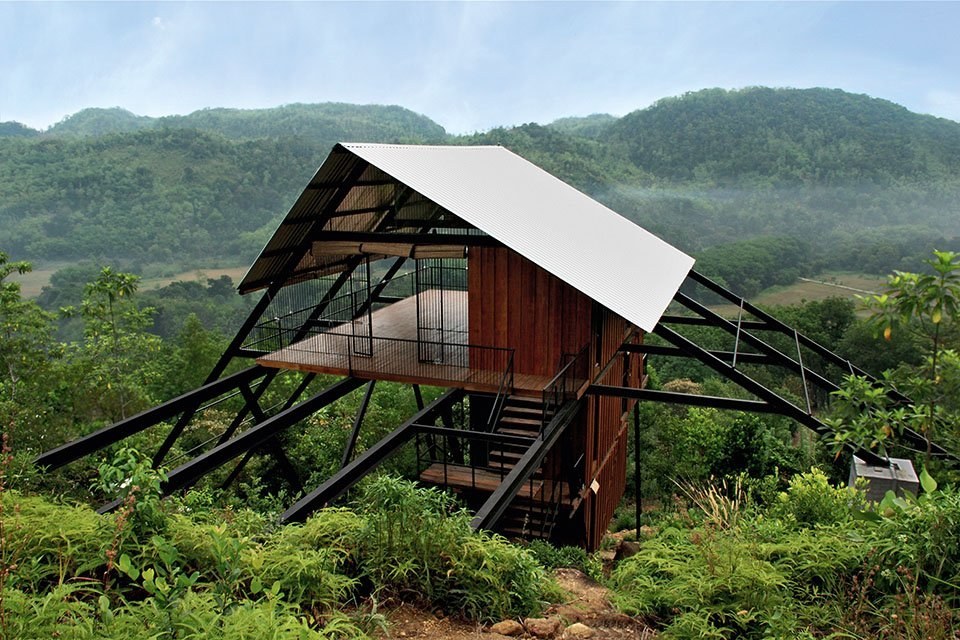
1;88;959;274
18;103;449;145
604;87;960;184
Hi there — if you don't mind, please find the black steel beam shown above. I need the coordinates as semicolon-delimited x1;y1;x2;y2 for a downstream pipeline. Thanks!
622;342;772;366
282;388;464;522
681;272;948;456
587;385;782;414
471;399;581;531
240;160;373;294
311;230;504;247
163;377;365;494
218;372;317;490
688;270;885;383
340;380;376;469
414;424;536;447
674;291;842;394
35;366;269;470
660;314;770;331
305;178;397;191
652;323;889;466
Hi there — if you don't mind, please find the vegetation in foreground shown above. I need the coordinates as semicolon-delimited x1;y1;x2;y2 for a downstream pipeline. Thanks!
0;471;550;639
2;240;960;638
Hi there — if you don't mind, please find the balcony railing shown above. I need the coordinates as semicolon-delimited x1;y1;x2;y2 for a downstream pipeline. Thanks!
258;327;515;391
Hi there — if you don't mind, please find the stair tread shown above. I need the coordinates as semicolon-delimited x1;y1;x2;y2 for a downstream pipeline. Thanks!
497;426;541;437
419;463;542;496
503;406;544;416
499;416;543;427
503;397;545;409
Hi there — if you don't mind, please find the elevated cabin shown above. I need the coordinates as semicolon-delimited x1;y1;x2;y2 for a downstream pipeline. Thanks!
237;143;693;547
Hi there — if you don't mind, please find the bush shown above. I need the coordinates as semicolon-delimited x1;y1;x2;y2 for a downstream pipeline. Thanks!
769;468;865;527
352;476;547;621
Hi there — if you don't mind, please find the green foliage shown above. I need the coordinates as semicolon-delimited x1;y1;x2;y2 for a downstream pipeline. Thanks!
830;251;960;461
606;87;960;185
0;476;555;638
635;402;810;499
353;476;547;621
869;484;960;595
769;467;865;527
610;471;868;638
524;539;602;579
95;447;169;536
693;236;813;298
0;253;60;452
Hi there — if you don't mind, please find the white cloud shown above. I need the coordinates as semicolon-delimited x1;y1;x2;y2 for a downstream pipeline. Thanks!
923;90;960;123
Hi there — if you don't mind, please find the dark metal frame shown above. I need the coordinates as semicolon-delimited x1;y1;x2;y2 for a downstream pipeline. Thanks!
593;269;952;469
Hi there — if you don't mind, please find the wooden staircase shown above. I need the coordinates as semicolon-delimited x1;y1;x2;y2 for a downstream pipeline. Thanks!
418;395;574;541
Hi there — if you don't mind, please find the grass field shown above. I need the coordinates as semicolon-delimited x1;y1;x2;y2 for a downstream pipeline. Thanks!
710;272;887;317
138;266;249;291
11;264;249;298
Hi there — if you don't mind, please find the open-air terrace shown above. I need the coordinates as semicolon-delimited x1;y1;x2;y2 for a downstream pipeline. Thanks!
255;289;555;395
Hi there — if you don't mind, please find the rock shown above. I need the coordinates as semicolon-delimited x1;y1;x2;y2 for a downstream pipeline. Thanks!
614;540;641;562
563;622;595;639
525;617;562;638
489;619;524;636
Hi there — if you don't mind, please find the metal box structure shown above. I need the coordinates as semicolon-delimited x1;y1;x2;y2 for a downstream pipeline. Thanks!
849;456;920;502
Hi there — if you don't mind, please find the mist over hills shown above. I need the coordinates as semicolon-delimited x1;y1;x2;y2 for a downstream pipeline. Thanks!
1;87;958;280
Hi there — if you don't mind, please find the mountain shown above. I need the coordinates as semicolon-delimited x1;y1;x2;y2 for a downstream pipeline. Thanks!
546;113;617;139
0;121;40;138
46;107;154;137
45;103;448;145
1;89;958;275
604;87;960;185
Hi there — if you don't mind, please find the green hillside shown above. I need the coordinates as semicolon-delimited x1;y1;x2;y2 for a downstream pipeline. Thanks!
605;87;960;184
1;88;959;276
42;102;448;145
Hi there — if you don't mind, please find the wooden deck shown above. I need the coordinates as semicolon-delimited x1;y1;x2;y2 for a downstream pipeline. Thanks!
419;463;543;498
257;290;553;395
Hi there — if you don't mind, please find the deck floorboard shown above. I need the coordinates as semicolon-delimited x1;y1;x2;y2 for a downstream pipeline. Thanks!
257;290;552;394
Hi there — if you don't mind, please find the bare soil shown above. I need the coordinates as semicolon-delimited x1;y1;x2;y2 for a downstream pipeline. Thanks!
375;567;655;640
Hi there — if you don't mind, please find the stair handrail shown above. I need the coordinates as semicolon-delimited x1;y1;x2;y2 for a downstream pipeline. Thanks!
541;344;589;433
485;349;515;432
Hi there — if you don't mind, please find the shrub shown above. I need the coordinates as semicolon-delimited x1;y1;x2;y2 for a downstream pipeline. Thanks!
352;476;547;621
769;468;865;527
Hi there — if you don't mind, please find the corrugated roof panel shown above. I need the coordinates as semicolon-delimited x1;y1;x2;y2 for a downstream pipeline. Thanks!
341;144;694;332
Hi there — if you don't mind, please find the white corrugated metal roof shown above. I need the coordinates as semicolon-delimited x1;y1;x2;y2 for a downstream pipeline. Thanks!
341;143;694;332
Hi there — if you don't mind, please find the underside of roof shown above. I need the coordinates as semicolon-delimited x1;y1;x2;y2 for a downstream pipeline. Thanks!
239;143;695;332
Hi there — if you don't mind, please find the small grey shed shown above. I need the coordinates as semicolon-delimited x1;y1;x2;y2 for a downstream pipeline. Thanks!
849;456;919;502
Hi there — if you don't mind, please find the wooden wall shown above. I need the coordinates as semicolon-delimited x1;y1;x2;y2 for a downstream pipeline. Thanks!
581;312;644;549
466;246;647;549
467;247;592;377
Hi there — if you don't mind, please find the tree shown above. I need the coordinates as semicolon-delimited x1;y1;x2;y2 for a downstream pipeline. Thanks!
62;267;162;422
829;251;960;462
0;252;59;452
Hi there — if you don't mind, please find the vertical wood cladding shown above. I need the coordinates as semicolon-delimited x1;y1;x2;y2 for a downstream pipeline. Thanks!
468;247;591;377
581;308;645;549
467;247;646;549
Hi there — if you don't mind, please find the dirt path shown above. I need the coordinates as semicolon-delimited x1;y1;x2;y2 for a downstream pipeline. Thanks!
376;568;654;639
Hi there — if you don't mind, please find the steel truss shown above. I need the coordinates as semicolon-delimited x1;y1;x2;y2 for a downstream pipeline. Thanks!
591;269;952;467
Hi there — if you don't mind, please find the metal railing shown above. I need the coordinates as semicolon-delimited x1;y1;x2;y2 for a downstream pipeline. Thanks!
541;344;590;432
261;327;515;390
484;351;515;432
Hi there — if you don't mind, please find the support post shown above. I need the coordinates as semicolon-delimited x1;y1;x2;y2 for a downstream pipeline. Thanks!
340;380;376;469
634;402;641;531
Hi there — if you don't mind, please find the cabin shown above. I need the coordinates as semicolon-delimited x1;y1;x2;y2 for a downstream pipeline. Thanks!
36;143;950;550
237;143;692;547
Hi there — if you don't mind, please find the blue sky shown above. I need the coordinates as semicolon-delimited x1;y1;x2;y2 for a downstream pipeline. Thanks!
2;2;958;133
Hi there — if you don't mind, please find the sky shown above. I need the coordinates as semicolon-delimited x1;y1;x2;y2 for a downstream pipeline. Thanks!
2;1;959;134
